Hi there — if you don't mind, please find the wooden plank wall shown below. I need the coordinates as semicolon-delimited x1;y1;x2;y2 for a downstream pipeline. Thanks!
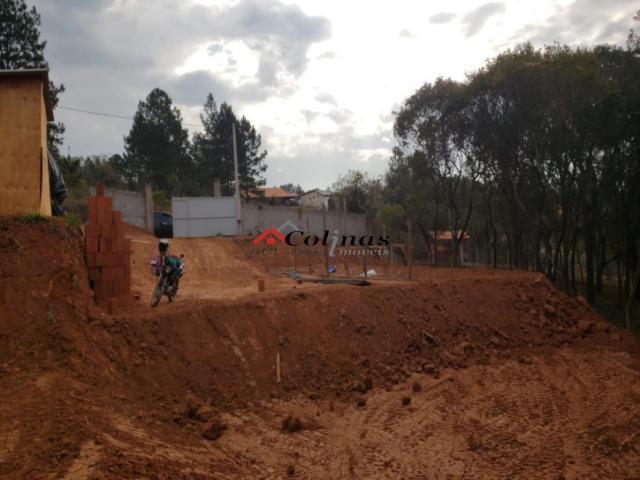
0;77;51;215
39;91;51;215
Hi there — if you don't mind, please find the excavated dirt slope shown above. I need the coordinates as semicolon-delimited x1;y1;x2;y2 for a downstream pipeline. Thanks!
0;217;639;479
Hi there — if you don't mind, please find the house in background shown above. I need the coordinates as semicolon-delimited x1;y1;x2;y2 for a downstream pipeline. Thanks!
299;189;331;210
246;187;298;206
429;231;471;266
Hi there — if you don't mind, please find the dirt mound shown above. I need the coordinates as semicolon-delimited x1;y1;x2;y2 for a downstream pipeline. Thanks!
0;217;97;479
0;216;92;368
85;271;616;412
1;216;639;479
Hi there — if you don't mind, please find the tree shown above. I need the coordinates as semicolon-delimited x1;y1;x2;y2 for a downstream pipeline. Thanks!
82;155;126;189
394;78;484;265
122;88;191;194
388;38;640;329
331;170;384;229
57;155;82;189
191;94;267;196
280;183;303;195
384;148;436;261
0;0;65;155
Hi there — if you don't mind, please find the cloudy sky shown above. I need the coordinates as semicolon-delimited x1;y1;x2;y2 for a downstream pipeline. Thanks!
34;0;635;190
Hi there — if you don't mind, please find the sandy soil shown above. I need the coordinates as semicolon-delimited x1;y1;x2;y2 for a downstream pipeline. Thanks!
0;217;639;479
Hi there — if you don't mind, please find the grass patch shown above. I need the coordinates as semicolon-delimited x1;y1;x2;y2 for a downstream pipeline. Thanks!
18;213;47;224
65;212;82;228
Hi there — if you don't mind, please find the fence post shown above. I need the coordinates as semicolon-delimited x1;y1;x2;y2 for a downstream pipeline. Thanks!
363;247;368;279
306;215;313;273
383;224;389;277
144;183;153;232
323;206;329;277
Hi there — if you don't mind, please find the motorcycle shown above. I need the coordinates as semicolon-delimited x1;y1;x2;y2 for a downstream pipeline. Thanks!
149;254;184;307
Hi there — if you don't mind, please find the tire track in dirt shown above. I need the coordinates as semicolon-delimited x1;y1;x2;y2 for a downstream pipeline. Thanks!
168;345;639;480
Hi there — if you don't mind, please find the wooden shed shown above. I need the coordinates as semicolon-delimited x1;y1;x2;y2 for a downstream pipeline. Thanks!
0;69;54;216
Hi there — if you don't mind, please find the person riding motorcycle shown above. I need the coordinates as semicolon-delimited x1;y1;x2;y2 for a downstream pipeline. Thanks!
155;239;184;295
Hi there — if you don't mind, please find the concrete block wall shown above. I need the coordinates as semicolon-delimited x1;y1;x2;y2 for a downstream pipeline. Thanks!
241;204;367;236
89;187;149;229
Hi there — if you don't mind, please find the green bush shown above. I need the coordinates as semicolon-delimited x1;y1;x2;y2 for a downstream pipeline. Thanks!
18;213;46;224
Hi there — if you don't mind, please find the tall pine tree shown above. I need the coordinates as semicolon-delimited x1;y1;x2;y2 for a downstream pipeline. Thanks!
191;94;267;196
121;88;191;194
0;0;65;155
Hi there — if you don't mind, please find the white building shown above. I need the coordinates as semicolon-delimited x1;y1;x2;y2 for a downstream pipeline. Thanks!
299;189;331;209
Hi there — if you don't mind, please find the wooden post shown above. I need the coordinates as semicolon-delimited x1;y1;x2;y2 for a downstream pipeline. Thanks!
323;206;329;277
383;224;389;277
232;122;242;235
293;246;298;273
363;247;368;279
407;218;413;280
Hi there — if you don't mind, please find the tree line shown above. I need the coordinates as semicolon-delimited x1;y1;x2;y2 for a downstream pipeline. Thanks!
332;17;640;328
3;0;639;327
115;89;268;197
58;89;269;213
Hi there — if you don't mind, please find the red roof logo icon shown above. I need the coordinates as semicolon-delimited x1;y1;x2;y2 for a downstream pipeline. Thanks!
253;227;286;245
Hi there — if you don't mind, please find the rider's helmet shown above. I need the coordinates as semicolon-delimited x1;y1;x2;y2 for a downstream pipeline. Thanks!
159;239;169;254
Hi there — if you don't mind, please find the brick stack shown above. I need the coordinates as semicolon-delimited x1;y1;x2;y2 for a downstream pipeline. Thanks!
85;183;132;314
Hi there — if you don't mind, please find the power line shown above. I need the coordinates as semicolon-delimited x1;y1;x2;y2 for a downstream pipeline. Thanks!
57;105;203;128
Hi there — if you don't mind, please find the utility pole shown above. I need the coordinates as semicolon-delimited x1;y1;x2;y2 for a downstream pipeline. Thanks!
232;122;242;235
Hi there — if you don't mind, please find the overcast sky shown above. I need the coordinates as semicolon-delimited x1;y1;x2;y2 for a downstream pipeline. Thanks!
33;0;635;190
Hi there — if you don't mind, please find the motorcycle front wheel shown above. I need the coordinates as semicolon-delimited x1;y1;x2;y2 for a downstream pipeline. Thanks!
150;281;164;307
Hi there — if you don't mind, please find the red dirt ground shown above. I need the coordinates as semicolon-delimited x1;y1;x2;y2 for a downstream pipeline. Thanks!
1;217;639;479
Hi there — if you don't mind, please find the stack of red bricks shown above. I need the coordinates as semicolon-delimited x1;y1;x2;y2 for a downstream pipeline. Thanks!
85;183;132;314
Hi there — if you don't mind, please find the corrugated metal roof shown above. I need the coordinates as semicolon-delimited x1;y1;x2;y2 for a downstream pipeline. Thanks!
248;187;297;198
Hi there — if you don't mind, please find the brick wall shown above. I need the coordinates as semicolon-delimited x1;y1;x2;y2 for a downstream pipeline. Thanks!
85;183;132;313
